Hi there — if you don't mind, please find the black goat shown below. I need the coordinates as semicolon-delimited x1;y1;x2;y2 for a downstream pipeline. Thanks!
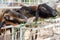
13;4;57;24
37;3;57;18
35;3;57;22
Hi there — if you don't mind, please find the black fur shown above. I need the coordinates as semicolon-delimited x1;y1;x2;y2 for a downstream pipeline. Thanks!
36;3;57;18
20;6;36;16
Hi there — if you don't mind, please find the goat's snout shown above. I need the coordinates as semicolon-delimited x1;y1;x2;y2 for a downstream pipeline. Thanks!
51;11;57;17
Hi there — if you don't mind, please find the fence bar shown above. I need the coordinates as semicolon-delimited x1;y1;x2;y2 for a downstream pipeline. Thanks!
12;27;14;40
20;28;23;40
4;28;6;40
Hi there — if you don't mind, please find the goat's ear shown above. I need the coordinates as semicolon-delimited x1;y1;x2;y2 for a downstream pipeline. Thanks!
40;7;47;11
4;15;10;20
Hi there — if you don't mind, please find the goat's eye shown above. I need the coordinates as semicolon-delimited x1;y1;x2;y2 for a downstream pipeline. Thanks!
4;15;10;20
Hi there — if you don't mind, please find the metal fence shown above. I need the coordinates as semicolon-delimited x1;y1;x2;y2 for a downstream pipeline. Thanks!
0;25;23;40
0;18;60;40
0;0;41;9
0;0;59;9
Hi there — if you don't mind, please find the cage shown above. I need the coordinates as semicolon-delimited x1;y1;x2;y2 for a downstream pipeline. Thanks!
0;0;60;40
0;18;60;40
0;0;58;9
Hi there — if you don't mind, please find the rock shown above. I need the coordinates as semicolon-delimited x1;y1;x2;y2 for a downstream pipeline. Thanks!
51;34;60;40
36;38;44;40
53;26;60;35
24;30;31;40
39;28;53;39
44;37;52;40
